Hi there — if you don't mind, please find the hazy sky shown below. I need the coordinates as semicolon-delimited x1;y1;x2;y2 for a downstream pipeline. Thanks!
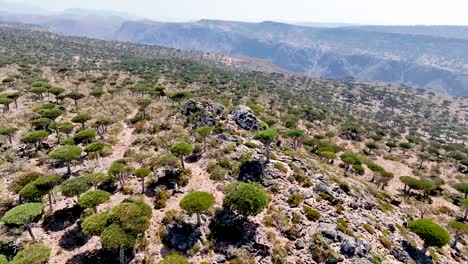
6;0;468;25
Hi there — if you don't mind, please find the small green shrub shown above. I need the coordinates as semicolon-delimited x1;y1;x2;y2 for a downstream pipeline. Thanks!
363;223;376;234
303;206;321;221
287;194;304;207
274;162;288;173
379;236;393;249
263;215;274;227
223;143;237;154
209;166;227;181
154;189;171;209
244;142;257;148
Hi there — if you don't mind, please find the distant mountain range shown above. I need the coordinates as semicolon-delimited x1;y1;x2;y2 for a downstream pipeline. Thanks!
1;9;468;96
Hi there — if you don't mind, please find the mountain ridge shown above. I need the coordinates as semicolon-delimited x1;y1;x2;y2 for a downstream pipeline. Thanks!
1;13;468;96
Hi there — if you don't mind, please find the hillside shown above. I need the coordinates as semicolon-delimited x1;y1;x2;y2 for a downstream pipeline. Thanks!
1;13;468;96
0;25;467;264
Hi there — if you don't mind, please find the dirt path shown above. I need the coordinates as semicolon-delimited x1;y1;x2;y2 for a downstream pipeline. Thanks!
93;108;138;172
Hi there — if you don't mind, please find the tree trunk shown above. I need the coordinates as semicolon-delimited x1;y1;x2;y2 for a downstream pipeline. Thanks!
196;213;202;226
421;245;428;255
8;135;12;145
141;178;145;194
119;247;125;264
265;143;271;164
451;235;460;249
203;138;206;153
181;156;185;169
25;224;35;240
67;161;71;175
48;192;53;209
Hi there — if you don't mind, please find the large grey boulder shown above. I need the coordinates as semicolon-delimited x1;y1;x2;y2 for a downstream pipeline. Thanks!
340;236;356;257
390;246;411;263
233;105;263;131
318;222;337;240
183;99;203;115
356;238;371;256
208;101;225;115
183;100;224;127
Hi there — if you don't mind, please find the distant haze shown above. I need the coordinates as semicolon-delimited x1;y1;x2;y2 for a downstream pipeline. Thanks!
3;0;468;25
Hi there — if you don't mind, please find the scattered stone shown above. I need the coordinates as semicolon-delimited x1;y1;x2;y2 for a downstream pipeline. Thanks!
183;99;203;115
295;239;305;249
217;133;244;142
318;222;337;240
340;236;356;257
215;255;226;263
390;246;411;263
356;238;371;256
351;258;372;264
208;101;225;115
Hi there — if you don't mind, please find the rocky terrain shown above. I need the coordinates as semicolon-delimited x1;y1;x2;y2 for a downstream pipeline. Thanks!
0;24;467;264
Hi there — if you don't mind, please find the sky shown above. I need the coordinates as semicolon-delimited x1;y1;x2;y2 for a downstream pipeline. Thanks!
4;0;468;25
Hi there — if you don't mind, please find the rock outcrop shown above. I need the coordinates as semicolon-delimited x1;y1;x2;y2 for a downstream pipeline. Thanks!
232;105;263;131
183;100;224;127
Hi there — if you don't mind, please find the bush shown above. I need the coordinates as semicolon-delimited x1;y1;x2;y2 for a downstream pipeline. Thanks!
303;206;321;221
100;224;135;250
244;142;257;149
263;215;274;226
363;223;376;234
111;201;152;236
408;219;450;248
0;255;7;264
158;252;189;264
82;212;111;236
1;203;43;225
8;172;43;193
454;182;468;198
379;236;393;249
154;189;171;209
274;162;288;173
13;243;51;264
77;190;111;211
287;194;304;207
61;175;92;197
223;182;269;217
222;143;237;154
209;166;227;181
179;191;215;216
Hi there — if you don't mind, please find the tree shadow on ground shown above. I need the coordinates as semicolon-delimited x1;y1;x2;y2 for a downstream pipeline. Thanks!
66;249;132;264
148;169;187;192
162;221;201;253
42;205;83;232
185;153;202;163
59;226;89;250
402;240;435;264
238;160;263;182
208;210;260;255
